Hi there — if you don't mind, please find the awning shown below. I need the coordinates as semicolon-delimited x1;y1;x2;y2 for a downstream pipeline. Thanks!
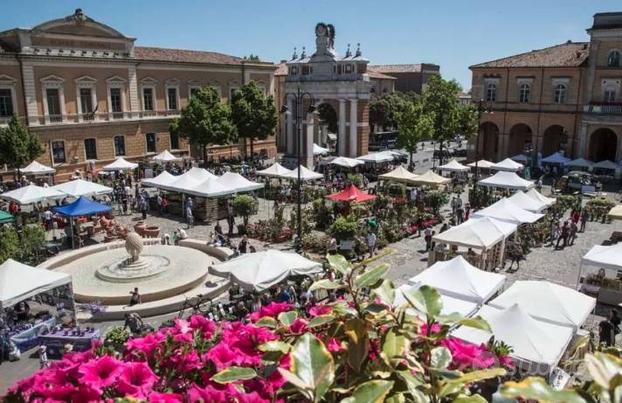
473;198;544;224
510;154;529;163
609;204;622;220
525;188;556;207
438;159;470;172
394;284;478;318
410;170;451;186
326;184;376;203
256;163;293;178
216;172;264;193
0;210;15;224
478;171;534;190
313;143;330;155
467;159;495;169
102;157;139;171
141;171;178;188
507;191;549;213
53;196;112;217
51;179;113;198
330;157;365;168
19;160;55;175
433;216;517;250
282;165;323;181
491;158;524;172
378;166;419;184
593;160;620;171
1;185;65;205
541;152;570;165
0;259;71;309
582;243;622;272
160;168;217;192
357;152;394;163
152;150;182;163
566;158;593;169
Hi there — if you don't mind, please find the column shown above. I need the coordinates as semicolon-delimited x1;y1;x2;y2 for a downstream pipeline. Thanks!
338;99;346;156
304;113;315;169
128;65;140;118
349;99;358;157
577;123;588;158
286;97;294;155
20;63;39;125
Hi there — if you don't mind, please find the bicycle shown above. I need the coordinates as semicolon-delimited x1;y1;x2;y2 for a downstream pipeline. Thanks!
177;294;213;319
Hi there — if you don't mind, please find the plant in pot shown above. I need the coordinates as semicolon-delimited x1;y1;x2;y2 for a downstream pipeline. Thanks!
424;190;449;217
330;215;358;249
232;194;257;234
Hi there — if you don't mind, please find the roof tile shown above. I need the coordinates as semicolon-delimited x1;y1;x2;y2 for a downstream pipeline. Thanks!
134;46;245;65
471;41;590;68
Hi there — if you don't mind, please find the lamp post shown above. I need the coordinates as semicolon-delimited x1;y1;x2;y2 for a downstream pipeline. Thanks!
474;99;494;180
281;88;316;244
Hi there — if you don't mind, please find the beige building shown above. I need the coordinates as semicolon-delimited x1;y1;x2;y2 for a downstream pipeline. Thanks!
470;12;622;163
0;9;276;181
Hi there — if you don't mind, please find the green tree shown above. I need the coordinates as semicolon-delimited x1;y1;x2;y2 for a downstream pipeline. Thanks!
395;100;435;164
0;225;20;263
20;224;46;265
169;87;234;162
368;92;414;131
0;116;44;170
420;75;463;163
230;82;277;158
458;103;479;141
232;194;257;230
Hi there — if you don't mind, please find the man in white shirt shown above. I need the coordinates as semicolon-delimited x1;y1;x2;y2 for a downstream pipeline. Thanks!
366;230;377;258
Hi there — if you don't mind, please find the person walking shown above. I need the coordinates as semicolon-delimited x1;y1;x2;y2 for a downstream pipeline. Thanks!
186;204;194;228
424;226;433;251
549;221;560;247
366;229;377;258
556;221;569;249
569;221;578;245
580;210;589;232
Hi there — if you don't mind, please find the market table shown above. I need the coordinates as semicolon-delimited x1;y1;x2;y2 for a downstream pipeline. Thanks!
39;327;101;359
8;316;56;352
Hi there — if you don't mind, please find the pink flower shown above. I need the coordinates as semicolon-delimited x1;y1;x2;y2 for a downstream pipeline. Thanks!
71;384;101;403
289;318;308;334
168;350;202;373
174;318;193;334
249;302;293;322
327;338;345;353
188;315;216;338
78;355;123;391
419;323;441;336
499;354;515;368
204;342;245;370
308;304;332;317
148;391;183;403
125;332;166;358
116;361;158;399
187;384;226;402
441;337;495;370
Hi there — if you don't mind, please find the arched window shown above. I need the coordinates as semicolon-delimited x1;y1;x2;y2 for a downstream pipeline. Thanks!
554;84;567;104
608;50;621;67
519;83;530;103
485;83;497;102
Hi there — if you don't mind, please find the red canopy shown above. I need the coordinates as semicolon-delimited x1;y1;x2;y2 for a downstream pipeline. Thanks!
326;184;377;203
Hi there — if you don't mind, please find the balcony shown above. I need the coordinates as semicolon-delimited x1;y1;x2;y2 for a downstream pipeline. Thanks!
31;110;181;126
583;102;622;115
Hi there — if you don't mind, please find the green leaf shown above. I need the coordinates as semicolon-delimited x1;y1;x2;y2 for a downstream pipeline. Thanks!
457;316;491;333
341;380;395;403
345;318;369;371
396;370;428;402
256;317;277;328
452;394;488;403
430;346;452;370
500;377;585;403
450;368;506;385
309;279;344;292
211;367;257;384
354;263;390;289
436;312;463;324
278;369;312;400
308;314;335;328
585;352;622;390
258;341;291;353
403;285;443;319
327;253;351;276
278;311;298;326
382;329;408;359
288;333;335;402
373;279;396;306
385;393;407;403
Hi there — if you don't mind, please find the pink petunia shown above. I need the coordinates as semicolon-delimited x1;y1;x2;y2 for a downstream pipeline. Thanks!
71;384;102;403
498;354;515;368
249;302;294;322
148;391;184;403
327;338;345;353
204;342;245;370
187;384;227;402
188;315;217;338
125;332;166;359
116;361;158;399
441;337;495;370
308;304;332;317
289;318;308;334
78;355;123;391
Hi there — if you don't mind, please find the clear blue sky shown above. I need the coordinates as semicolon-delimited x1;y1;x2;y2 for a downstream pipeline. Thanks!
1;0;620;89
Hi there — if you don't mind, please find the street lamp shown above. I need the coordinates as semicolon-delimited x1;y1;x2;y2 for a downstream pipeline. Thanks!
281;88;316;245
474;99;494;180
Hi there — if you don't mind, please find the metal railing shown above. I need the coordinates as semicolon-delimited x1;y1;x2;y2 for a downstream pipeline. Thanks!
32;110;181;126
583;103;622;114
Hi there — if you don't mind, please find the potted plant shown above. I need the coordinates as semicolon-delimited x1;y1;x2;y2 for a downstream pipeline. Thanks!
232;194;257;234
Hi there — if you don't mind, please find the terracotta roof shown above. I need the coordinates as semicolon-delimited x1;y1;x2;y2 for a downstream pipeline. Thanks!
369;64;438;73
367;70;397;80
134;46;244;65
274;63;288;76
471;41;589;68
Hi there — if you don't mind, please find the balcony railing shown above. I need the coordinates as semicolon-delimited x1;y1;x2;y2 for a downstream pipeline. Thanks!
583;102;622;114
32;110;181;126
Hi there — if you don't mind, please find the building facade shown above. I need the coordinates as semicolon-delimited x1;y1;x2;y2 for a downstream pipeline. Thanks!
368;63;440;94
0;9;276;180
470;12;622;163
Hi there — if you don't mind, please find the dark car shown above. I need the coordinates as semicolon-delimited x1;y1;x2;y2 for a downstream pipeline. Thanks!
433;149;452;159
452;148;467;157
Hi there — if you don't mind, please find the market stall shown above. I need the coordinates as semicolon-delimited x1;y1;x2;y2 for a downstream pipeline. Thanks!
438;159;470;173
409;170;450;187
473;198;544;224
406;256;506;304
1;185;65;205
478;170;534;190
566;158;593;172
313;143;330;155
51;179;113;198
510;154;529;164
282;165;323;181
329;157;364;169
592;159;620;178
507;190;549;213
152;150;182;163
53;197;112;248
525;188;556;208
0;259;74;352
608;204;622;220
326;184;376;203
467;159;495;169
356;151;394;164
160;167;217;193
19;161;56;186
216;172;264;193
452;303;574;375
378;166;419;184
393;284;478;318
256;162;293;178
101;157;139;172
541;152;570;167
580;243;622;305
209;250;322;292
488;280;595;330
491;158;524;172
141;171;178;188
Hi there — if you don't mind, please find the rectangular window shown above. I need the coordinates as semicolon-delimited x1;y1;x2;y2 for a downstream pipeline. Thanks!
51;141;66;164
110;88;122;118
170;132;180;150
80;88;94;120
84;138;97;160
604;88;617;103
146;133;157;153
0;89;13;117
345;65;353;74
143;88;154;111
167;87;178;110
46;88;62;122
114;135;126;156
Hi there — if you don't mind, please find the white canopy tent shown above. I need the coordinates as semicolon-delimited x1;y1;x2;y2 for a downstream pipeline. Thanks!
282;165;323;181
357;152;394;164
0;259;72;310
507;191;549;213
152;150;182;163
452;304;574;373
378;166;420;184
1;185;65;205
102;157;139;172
566;158;593;170
473;198;544;224
433;217;517;250
141;171;177;188
438;159;470;172
541;152;570;165
478;171;534;190
330;157;364;168
410;170;451;186
185;178;231;198
593;160;620;172
510;154;529;163
160;168;217;192
491;158;524;172
216;172;264;193
467;160;495;169
406;256;506;303
394;284;478;318
19;161;56;175
256;163;293;178
582;243;622;272
488;281;595;330
209;250;322;292
525;188;556;208
51;179;113;198
313;143;330;155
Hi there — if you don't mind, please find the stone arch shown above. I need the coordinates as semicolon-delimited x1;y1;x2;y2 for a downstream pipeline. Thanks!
479;122;499;161
317;102;338;133
508;123;533;156
542;125;566;156
589;128;618;162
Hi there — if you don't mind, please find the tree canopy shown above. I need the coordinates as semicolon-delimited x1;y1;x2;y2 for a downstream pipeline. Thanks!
230;82;277;157
169;86;234;162
0;116;44;169
368;92;416;131
395;101;435;161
